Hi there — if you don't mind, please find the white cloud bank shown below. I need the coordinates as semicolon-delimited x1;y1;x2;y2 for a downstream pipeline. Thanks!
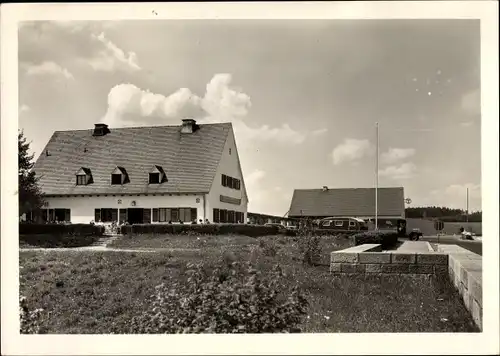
102;73;307;145
331;138;374;165
429;183;482;211
25;61;74;80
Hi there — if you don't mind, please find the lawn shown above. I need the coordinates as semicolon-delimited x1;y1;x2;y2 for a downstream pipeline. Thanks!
19;234;479;333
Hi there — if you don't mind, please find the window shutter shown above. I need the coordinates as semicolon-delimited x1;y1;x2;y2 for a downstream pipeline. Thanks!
143;209;151;224
94;209;101;222
213;208;219;223
65;209;71;222
119;209;127;223
191;208;197;222
111;209;118;222
152;208;159;222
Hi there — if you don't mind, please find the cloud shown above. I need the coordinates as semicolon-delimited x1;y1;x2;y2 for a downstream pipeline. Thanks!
331;138;374;165
87;32;141;72
25;61;74;80
461;88;480;116
311;128;328;136
102;73;306;145
381;147;416;164
378;162;417;179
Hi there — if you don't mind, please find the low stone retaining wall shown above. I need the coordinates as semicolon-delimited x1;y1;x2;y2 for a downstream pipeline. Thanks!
437;244;482;330
330;243;448;275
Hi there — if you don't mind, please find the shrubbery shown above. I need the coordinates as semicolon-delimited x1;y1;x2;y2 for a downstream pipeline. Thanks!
120;223;279;237
19;223;105;236
353;230;399;249
19;224;104;248
129;260;308;333
20;295;46;334
19;234;101;248
297;232;322;266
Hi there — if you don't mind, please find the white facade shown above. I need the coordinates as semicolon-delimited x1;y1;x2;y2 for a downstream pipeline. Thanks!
43;194;206;224
40;128;249;224
206;129;248;223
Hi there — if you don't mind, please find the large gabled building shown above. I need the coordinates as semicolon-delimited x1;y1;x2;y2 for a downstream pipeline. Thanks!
32;119;248;224
288;186;405;222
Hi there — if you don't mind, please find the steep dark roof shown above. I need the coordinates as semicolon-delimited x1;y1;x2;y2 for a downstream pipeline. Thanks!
34;123;232;195
288;187;405;217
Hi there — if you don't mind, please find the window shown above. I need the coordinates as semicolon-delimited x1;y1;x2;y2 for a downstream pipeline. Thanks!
159;208;166;222
322;220;331;227
95;208;118;222
171;208;179;222
191;208;197;222
334;220;344;227
76;175;87;185
213;208;220;223
221;174;241;190
111;174;122;185
149;173;160;184
220;209;227;223
349;221;356;227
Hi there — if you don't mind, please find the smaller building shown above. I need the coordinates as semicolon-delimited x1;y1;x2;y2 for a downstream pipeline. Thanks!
247;212;298;226
288;186;405;226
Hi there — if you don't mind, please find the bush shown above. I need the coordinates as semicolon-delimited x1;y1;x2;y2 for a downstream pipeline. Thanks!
129;260;308;333
120;223;279;237
19;234;101;248
19;223;105;236
19;224;104;248
258;238;279;257
353;230;399;249
20;295;46;334
298;232;322;266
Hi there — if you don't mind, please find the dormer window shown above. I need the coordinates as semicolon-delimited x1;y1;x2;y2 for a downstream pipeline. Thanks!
75;167;93;186
111;166;129;185
149;173;160;184
148;165;167;184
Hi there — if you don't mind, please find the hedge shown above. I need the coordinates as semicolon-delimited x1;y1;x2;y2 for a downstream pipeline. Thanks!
19;224;105;248
19;223;105;236
119;223;279;237
353;230;399;249
19;234;102;248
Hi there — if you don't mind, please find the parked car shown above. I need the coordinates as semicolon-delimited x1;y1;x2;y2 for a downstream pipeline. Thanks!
317;217;369;232
408;228;423;241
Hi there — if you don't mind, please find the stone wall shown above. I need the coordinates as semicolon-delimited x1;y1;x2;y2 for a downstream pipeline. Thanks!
330;243;448;275
437;244;482;330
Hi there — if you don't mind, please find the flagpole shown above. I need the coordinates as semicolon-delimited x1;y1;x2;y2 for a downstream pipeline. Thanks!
375;122;379;231
466;187;469;223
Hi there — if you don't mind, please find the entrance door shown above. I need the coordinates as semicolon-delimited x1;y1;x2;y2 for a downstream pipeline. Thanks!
127;208;144;225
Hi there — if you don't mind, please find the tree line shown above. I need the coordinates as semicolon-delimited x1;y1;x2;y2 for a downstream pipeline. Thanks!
405;207;482;222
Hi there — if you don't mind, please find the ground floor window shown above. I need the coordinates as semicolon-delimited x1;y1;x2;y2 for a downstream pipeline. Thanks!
40;208;71;223
95;208;118;223
213;208;244;223
152;207;197;223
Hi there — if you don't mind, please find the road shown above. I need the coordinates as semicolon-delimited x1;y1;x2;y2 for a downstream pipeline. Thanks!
421;235;482;256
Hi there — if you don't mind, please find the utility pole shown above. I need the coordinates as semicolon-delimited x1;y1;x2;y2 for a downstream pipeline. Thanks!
375;122;379;231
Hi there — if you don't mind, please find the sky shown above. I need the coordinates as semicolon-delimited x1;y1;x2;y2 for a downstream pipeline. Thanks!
18;19;482;215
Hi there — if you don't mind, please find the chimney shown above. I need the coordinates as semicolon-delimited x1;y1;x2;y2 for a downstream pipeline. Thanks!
322;186;329;191
93;123;110;136
181;119;198;134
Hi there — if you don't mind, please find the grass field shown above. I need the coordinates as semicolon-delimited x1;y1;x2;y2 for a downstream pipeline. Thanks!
19;234;479;333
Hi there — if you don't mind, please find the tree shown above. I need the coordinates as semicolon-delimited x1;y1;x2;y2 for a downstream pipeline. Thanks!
18;130;44;218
